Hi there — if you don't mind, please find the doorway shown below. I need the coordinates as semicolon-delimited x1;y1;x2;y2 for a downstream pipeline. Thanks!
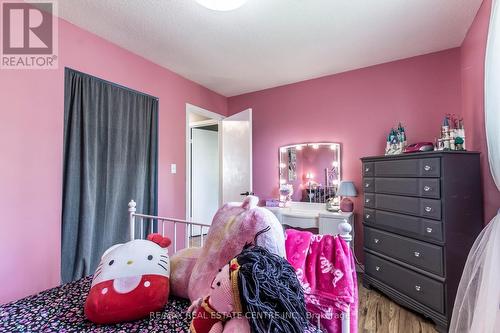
186;104;223;246
185;104;253;247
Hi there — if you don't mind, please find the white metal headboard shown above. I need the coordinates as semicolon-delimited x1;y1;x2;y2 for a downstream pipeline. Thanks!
128;200;211;253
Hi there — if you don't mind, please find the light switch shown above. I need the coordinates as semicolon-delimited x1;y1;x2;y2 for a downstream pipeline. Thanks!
171;164;177;174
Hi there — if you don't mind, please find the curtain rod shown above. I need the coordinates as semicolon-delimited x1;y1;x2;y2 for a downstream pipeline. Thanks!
65;67;159;101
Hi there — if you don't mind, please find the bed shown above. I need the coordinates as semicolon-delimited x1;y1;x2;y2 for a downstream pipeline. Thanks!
0;200;353;333
0;276;191;332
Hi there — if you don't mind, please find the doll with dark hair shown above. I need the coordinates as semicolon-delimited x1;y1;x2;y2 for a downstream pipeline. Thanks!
188;240;310;333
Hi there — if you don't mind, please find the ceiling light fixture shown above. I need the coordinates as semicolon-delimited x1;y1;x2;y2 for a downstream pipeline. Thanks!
195;0;248;11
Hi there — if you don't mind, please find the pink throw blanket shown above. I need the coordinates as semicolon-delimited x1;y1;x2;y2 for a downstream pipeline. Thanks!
285;229;358;333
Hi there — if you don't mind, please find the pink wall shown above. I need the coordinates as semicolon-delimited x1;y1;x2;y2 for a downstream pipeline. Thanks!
461;0;500;223
0;18;227;304
228;49;463;260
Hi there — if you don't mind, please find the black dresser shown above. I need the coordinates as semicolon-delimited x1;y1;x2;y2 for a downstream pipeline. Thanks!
361;152;483;332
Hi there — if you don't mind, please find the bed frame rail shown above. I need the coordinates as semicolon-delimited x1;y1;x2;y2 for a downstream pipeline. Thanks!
128;200;211;253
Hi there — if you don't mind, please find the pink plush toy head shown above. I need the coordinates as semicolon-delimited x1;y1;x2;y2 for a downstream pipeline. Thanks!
206;227;276;316
206;264;234;315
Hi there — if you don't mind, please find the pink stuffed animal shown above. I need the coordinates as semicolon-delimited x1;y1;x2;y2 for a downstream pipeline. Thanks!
188;243;310;333
169;196;286;301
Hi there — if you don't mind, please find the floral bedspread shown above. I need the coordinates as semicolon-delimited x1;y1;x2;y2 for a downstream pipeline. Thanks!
0;276;191;332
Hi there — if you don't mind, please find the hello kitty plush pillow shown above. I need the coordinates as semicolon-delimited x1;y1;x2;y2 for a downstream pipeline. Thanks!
84;234;171;324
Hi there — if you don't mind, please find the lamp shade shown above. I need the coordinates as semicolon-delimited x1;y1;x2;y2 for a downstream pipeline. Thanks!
337;181;357;197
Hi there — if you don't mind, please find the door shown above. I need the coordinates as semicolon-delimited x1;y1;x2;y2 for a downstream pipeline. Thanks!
191;127;219;235
221;109;253;203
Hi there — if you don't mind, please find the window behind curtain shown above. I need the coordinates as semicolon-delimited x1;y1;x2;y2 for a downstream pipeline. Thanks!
61;68;158;282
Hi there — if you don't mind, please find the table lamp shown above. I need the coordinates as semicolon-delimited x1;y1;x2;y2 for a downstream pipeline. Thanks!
337;181;357;212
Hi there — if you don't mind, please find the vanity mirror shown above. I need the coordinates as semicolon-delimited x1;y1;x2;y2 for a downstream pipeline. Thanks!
279;143;341;203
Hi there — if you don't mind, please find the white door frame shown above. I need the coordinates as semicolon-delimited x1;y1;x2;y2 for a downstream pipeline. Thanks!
185;103;224;224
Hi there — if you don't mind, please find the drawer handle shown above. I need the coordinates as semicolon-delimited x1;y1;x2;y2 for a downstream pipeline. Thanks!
365;214;371;219
365;167;370;172
415;285;422;292
365;183;370;188
365;198;371;203
424;165;432;171
426;227;433;233
375;266;380;271
374;238;380;244
414;251;421;258
425;206;432;212
424;186;431;192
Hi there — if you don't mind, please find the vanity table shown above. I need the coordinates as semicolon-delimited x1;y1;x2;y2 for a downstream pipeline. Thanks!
267;202;354;243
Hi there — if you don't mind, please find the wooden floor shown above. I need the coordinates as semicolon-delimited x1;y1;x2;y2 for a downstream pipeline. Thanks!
358;277;437;333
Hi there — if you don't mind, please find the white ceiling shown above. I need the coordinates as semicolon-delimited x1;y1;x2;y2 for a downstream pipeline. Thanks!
57;0;483;97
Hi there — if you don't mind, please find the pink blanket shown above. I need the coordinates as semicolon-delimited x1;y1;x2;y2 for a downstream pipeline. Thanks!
285;229;358;333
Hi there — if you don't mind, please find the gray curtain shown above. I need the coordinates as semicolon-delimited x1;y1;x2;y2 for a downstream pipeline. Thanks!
62;68;158;283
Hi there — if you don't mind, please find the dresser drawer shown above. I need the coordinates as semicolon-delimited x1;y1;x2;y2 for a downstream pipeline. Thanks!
363;178;375;193
374;178;440;199
363;209;443;242
420;198;442;220
364;193;375;208
374;158;440;178
281;214;318;229
419;179;440;198
364;227;444;276
365;253;444;313
363;162;374;177
363;208;376;224
375;194;442;220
